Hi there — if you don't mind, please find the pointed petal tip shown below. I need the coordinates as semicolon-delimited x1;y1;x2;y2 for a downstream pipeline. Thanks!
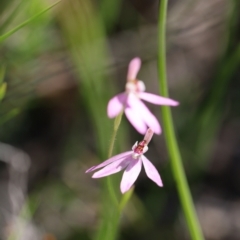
85;167;95;173
130;57;141;65
171;101;179;106
155;179;163;187
157;181;163;187
154;127;161;135
153;178;163;187
142;155;163;187
120;184;132;194
92;173;102;178
139;92;180;106
121;185;135;194
120;188;127;194
127;57;142;80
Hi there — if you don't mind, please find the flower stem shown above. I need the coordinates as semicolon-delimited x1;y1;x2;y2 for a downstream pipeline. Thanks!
108;111;123;158
106;111;124;207
157;1;204;240
96;112;124;240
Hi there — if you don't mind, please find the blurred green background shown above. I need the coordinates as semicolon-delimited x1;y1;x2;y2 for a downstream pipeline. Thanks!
0;0;240;239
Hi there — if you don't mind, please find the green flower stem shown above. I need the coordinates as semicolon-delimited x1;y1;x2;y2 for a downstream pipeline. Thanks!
119;187;134;212
106;111;134;228
158;1;204;240
96;113;123;240
107;110;133;211
108;111;123;158
97;111;133;240
106;111;123;207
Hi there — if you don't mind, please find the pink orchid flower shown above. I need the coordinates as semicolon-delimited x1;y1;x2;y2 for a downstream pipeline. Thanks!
86;129;163;194
107;57;179;134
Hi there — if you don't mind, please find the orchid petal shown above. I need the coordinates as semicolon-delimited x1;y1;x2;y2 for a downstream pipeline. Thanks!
127;58;141;81
92;157;131;178
136;80;146;92
139;92;179;106
142;155;163;187
125;106;147;134
85;151;132;173
128;94;161;134
107;92;127;118
120;158;142;193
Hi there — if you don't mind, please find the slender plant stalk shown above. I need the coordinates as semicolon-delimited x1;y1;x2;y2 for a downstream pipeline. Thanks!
96;112;125;240
158;1;204;240
101;111;134;240
108;111;123;158
107;111;123;207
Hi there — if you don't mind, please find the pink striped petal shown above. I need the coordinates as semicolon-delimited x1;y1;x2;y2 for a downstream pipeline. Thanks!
107;92;127;118
120;158;142;193
139;92;179;106
125;106;147;134
92;157;131;178
127;94;161;134
127;58;141;81
141;155;163;187
85;151;132;173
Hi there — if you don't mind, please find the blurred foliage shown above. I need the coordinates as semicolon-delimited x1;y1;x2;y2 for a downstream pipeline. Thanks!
0;0;239;240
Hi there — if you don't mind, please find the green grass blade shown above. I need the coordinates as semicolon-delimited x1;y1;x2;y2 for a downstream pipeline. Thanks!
0;1;60;44
0;2;24;34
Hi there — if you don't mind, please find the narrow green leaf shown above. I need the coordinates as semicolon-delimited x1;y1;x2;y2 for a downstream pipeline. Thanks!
0;1;61;44
0;2;24;34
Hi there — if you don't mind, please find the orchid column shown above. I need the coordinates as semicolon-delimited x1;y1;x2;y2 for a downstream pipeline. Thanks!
158;0;205;239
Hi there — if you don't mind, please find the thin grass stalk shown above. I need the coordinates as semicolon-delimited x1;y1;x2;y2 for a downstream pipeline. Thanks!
157;1;204;239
